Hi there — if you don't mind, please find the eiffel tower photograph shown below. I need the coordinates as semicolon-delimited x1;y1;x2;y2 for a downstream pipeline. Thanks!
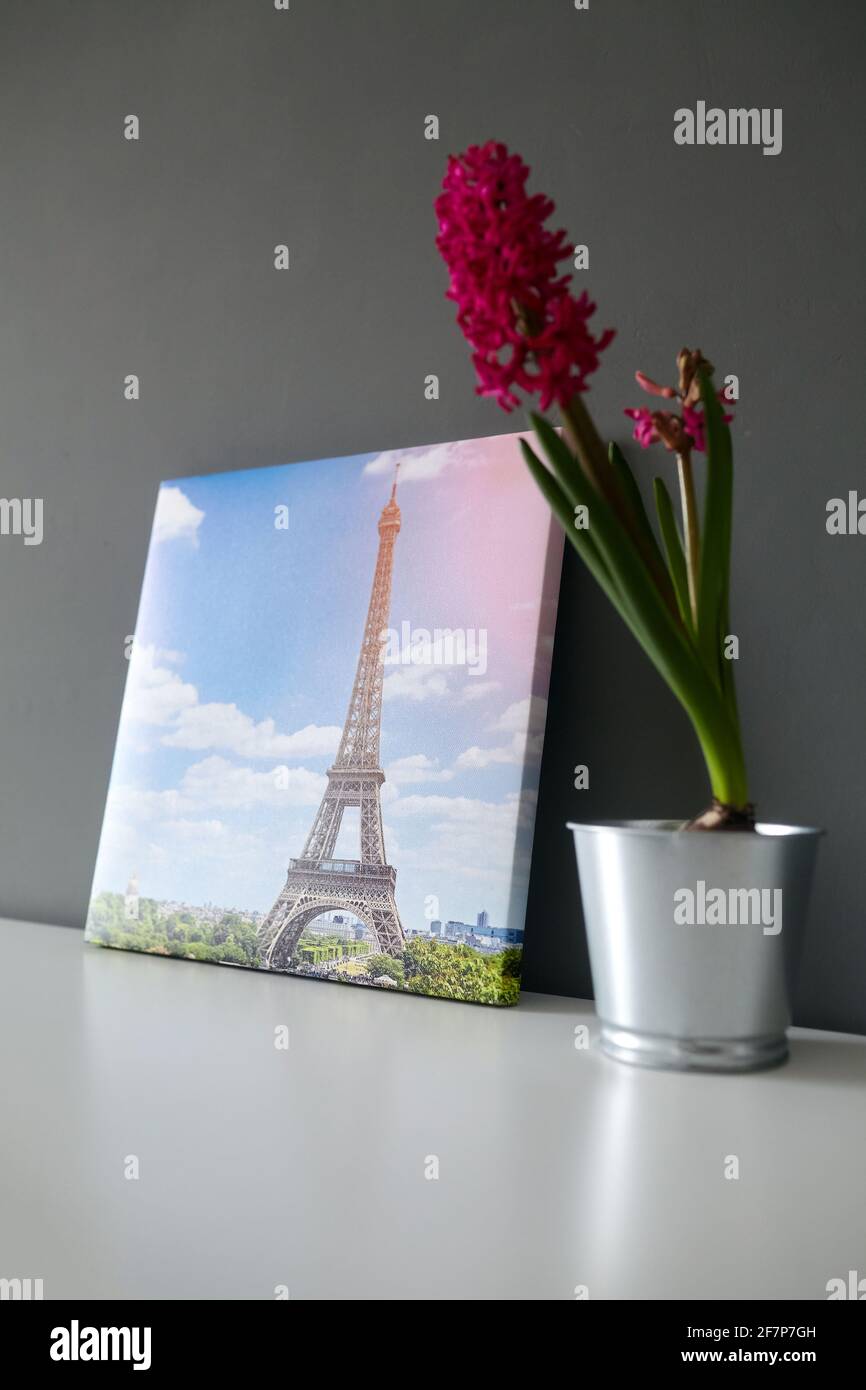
85;433;561;1005
257;473;405;969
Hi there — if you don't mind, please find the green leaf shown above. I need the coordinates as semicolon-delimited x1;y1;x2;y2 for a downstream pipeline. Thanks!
531;415;698;687
528;412;748;806
653;476;693;636
696;371;733;685
717;567;744;749
609;441;671;586
519;439;637;637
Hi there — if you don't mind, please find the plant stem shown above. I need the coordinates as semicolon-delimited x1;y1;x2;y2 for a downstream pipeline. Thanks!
676;450;700;628
560;394;610;498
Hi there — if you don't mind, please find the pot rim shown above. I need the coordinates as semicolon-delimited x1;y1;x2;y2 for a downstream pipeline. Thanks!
566;818;825;838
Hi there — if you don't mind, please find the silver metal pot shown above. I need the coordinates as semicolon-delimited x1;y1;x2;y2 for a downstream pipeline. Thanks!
568;820;823;1073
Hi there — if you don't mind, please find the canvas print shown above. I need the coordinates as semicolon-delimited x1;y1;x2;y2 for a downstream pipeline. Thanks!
85;434;562;1005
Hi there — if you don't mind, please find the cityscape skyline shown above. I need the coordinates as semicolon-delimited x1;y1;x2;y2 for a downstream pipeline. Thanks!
119;889;516;950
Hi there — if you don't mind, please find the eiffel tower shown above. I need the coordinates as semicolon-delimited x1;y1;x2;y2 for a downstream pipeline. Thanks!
258;471;405;969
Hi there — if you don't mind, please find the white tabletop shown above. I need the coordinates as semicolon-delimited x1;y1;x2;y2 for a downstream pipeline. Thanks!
1;918;863;1301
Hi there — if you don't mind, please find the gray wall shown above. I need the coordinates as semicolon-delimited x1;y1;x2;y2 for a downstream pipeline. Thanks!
1;0;863;1032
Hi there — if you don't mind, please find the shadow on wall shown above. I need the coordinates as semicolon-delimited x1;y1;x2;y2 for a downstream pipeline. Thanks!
523;542;714;1002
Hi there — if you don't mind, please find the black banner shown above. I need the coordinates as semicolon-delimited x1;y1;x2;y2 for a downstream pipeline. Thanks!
2;1299;861;1373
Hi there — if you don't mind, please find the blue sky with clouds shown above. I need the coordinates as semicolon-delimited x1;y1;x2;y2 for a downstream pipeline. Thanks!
88;433;560;934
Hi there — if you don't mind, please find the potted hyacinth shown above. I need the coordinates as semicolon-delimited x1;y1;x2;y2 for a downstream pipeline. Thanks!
435;142;821;1072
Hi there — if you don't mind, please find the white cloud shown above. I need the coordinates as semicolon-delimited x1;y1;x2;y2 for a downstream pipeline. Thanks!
389;792;497;820
124;644;198;726
163;817;230;841
154;647;186;666
159;817;263;859
452;696;548;770
385;754;454;786
388;789;537;833
153;485;205;546
107;784;195;823
363;442;462;484
460;680;501;703
387;789;538;889
108;757;325;826
179;756;325;810
383;664;450;702
124;646;339;760
490;696;548;735
363;435;514;486
455;734;527;770
163;703;341;760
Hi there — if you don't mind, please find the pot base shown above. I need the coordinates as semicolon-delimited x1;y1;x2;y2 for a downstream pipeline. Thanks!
600;1023;789;1074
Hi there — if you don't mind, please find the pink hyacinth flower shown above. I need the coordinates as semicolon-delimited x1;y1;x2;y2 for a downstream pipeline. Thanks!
624;407;659;449
435;141;614;413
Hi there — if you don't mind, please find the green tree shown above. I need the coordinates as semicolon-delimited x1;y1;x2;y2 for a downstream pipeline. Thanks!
364;953;404;986
500;946;523;979
402;938;520;1005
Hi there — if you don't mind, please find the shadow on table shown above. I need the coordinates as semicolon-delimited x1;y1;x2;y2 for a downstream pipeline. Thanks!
517;991;593;1016
783;1035;865;1089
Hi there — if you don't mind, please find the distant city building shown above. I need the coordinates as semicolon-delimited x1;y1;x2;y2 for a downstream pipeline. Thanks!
490;927;524;945
411;913;523;951
124;869;140;921
308;916;353;941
